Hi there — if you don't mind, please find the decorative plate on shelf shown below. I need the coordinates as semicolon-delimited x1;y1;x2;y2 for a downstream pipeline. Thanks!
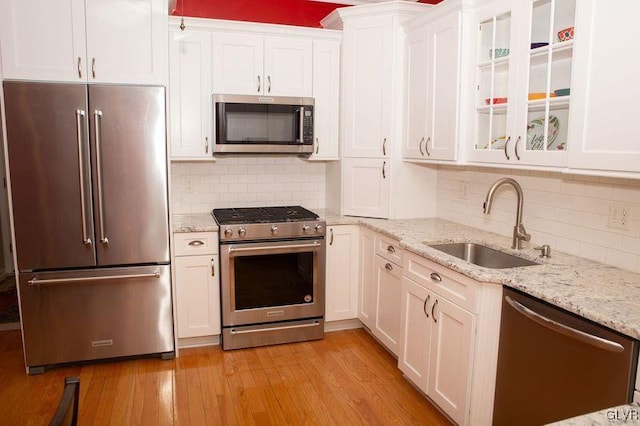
526;115;563;150
482;135;508;150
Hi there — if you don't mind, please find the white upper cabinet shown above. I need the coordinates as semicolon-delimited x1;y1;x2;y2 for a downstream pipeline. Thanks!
341;15;394;158
467;0;575;168
404;8;463;162
309;39;340;160
169;29;213;160
342;157;391;218
0;0;167;84
212;33;312;97
567;0;640;175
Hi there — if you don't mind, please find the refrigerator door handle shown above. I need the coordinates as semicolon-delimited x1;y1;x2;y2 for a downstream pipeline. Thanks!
94;110;108;245
27;271;161;286
75;109;92;246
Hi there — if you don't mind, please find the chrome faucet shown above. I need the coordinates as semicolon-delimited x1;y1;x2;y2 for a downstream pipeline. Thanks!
483;178;531;250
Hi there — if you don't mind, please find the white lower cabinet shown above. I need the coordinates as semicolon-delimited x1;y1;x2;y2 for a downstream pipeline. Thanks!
173;232;221;339
358;227;376;329
325;225;359;322
373;254;402;355
399;253;477;425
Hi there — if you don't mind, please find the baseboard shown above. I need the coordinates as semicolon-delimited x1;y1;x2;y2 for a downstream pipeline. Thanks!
0;322;20;331
177;334;220;349
324;318;363;332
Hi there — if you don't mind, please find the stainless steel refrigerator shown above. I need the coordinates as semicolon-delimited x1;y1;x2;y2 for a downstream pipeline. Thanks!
3;81;174;374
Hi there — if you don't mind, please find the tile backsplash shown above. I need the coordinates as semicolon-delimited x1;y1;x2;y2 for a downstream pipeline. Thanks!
170;156;326;214
436;166;640;273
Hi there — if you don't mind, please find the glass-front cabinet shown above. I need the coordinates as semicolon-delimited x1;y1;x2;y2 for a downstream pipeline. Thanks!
469;0;576;167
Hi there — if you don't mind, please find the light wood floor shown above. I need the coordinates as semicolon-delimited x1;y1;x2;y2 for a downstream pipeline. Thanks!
0;328;452;425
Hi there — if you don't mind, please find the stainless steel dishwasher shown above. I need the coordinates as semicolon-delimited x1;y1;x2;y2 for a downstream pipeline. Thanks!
493;288;638;425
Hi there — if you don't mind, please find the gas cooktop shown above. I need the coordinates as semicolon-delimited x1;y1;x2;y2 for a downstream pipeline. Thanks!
212;206;319;225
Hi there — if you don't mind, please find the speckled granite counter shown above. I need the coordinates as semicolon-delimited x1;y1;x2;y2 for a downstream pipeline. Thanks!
547;402;640;425
172;213;218;233
317;210;640;341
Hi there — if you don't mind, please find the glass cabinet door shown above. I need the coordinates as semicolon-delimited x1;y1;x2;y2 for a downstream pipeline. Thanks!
474;11;514;159
520;0;575;164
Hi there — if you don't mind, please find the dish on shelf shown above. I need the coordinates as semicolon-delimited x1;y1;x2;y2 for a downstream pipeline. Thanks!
554;88;571;97
528;92;556;100
557;27;574;42
530;42;549;49
482;135;508;150
485;97;508;105
490;48;510;58
526;115;563;150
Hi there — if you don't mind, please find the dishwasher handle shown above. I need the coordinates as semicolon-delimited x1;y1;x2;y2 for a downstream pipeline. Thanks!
505;295;624;353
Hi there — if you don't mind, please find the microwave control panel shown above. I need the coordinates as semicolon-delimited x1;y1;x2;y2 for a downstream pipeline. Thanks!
302;107;313;144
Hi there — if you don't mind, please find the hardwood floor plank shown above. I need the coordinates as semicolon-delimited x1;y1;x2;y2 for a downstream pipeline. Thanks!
0;328;452;425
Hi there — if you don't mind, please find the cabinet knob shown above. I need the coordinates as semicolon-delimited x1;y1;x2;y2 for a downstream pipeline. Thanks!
387;245;395;253
385;263;393;271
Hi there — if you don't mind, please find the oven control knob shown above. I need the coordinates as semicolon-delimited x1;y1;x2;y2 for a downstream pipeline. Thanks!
271;225;279;236
238;228;247;237
302;225;310;233
224;228;233;238
315;224;324;234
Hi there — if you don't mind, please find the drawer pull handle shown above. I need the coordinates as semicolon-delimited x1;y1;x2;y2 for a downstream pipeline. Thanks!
423;294;431;318
188;240;204;247
384;263;393;271
387;245;395;253
430;272;442;282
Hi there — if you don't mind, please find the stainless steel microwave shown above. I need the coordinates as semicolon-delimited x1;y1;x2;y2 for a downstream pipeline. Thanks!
214;94;314;154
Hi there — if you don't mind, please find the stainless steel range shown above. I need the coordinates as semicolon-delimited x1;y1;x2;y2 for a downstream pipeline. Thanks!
212;206;326;350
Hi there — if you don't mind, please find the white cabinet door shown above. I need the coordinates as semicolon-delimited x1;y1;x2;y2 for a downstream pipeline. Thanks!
404;11;461;162
174;254;221;338
404;27;429;160
358;227;376;329
429;295;475;426
169;30;212;159
212;32;264;96
264;36;313;97
341;15;393;158
342;158;390;218
568;0;640;174
374;255;402;355
212;33;312;97
398;277;433;392
0;0;86;82
425;11;461;161
0;0;166;84
325;225;359;322
309;39;340;161
84;0;167;84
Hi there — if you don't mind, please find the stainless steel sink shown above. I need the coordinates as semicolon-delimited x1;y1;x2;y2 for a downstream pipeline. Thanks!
428;242;539;269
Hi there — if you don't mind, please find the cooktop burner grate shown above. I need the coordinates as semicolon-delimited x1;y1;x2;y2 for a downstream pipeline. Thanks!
212;206;319;225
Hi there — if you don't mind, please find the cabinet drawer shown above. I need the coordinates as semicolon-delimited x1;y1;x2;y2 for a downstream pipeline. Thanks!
404;251;478;313
375;234;403;264
174;232;218;256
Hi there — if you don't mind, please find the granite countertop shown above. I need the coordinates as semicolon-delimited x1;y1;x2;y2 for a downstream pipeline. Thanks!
547;403;640;425
172;213;218;233
317;210;640;341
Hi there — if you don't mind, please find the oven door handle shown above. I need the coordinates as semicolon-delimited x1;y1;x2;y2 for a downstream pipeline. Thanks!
227;241;322;253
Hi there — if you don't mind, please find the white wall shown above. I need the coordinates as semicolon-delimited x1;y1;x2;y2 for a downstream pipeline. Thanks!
171;156;327;213
437;166;640;273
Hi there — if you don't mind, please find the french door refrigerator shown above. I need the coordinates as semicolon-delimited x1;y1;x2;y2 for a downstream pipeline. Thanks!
3;81;174;374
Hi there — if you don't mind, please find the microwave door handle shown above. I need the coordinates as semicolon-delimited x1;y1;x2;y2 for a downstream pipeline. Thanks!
299;107;304;144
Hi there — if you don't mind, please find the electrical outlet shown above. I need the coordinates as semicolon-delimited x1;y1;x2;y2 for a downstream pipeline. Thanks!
185;177;194;193
608;203;632;230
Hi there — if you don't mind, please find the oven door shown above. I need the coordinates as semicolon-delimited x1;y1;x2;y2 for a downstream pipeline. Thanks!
220;238;325;327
